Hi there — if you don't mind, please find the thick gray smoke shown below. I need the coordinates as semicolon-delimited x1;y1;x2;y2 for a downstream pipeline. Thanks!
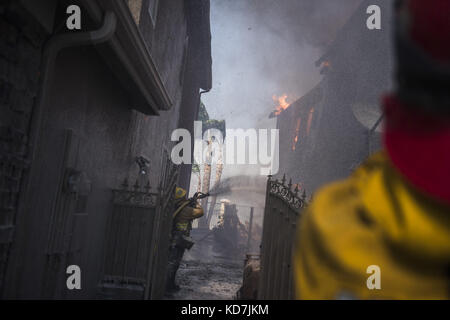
204;0;362;130
192;0;366;213
201;0;363;179
240;0;363;49
209;175;267;197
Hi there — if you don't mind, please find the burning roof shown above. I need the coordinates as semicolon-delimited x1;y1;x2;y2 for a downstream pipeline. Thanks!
269;83;323;119
269;94;292;118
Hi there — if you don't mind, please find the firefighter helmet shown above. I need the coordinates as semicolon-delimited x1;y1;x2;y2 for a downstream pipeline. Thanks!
174;187;187;200
384;0;450;205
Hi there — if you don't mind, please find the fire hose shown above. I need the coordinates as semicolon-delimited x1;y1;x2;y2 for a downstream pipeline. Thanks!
172;192;210;219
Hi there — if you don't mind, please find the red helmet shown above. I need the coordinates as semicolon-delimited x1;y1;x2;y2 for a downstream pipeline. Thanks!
384;0;450;205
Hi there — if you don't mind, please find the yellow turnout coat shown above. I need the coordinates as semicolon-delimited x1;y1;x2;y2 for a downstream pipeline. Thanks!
294;152;450;299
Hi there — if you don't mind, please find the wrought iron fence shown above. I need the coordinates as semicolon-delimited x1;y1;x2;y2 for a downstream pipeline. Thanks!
258;174;307;300
147;149;179;299
99;178;159;299
99;148;179;299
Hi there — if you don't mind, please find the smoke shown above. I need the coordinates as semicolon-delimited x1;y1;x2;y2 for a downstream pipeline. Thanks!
208;183;231;197
204;0;363;129
208;175;267;197
240;0;363;49
200;0;363;178
206;175;267;234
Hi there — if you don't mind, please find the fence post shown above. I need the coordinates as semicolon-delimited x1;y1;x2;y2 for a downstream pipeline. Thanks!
246;207;254;252
258;175;272;299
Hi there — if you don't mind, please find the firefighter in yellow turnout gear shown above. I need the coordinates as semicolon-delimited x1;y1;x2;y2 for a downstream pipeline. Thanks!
293;152;450;299
166;188;204;292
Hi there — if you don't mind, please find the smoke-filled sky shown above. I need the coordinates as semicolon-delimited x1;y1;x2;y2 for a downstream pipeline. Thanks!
203;0;362;130
198;0;362;178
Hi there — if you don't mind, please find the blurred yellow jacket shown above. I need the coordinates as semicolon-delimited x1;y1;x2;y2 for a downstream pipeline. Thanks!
294;152;450;300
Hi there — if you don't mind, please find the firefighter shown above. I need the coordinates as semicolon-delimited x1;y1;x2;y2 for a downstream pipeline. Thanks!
166;187;204;292
294;0;450;299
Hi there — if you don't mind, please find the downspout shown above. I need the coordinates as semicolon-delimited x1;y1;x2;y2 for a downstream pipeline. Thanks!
3;11;117;297
28;11;117;164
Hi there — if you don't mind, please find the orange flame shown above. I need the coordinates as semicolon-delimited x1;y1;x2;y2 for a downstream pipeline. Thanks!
272;94;291;117
292;117;301;151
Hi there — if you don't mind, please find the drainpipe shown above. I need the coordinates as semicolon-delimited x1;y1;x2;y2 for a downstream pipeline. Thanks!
200;88;211;96
28;11;117;164
3;11;117;297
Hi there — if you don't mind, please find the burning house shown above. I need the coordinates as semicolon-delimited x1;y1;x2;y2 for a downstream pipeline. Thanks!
275;0;393;193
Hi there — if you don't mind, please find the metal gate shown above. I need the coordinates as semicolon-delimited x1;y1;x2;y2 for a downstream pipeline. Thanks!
99;148;179;299
99;178;158;299
147;148;179;299
258;174;307;300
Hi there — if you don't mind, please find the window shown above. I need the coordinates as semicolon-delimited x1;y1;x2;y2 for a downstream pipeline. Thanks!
148;0;159;27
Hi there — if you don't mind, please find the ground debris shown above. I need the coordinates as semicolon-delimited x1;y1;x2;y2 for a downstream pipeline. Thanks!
165;259;243;300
